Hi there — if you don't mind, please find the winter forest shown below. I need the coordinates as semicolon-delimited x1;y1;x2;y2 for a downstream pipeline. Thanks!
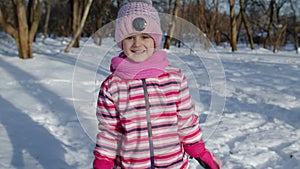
0;0;299;59
0;0;300;169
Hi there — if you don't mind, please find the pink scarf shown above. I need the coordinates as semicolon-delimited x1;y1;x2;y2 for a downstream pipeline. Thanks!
110;50;169;79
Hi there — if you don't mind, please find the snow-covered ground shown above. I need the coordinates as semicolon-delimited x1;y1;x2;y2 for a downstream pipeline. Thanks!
0;32;299;169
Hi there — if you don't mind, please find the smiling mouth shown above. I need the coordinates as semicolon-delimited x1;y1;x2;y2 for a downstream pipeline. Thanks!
132;49;146;54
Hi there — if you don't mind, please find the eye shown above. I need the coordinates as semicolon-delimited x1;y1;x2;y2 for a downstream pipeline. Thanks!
142;34;151;39
125;36;133;40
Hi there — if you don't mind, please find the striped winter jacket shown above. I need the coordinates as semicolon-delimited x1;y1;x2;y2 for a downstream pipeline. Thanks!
94;66;202;169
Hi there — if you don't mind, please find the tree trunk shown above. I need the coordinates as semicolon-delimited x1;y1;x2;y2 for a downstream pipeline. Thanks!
196;1;207;34
208;0;219;42
71;0;81;47
96;0;111;28
1;0;42;59
28;0;34;29
264;0;275;49
239;0;255;49
29;0;43;43
0;7;18;39
215;30;221;46
95;0;111;46
164;0;180;49
290;1;298;54
43;1;51;39
65;0;93;53
295;26;299;54
229;0;237;51
14;0;30;59
273;24;287;53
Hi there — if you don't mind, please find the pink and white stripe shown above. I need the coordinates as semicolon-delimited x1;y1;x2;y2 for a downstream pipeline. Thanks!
94;66;202;169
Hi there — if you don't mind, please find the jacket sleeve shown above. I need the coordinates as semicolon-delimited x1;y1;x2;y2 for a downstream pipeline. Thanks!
93;82;121;169
177;74;221;169
176;74;202;145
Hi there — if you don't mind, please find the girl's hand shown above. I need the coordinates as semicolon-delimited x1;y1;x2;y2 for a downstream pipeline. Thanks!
195;155;222;169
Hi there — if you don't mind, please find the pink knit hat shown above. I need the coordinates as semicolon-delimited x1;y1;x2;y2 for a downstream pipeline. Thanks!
115;0;162;49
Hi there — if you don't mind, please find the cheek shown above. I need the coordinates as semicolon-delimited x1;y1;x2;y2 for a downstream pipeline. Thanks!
122;41;131;50
147;40;155;48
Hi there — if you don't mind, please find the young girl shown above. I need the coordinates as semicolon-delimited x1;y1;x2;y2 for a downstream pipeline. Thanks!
93;0;221;168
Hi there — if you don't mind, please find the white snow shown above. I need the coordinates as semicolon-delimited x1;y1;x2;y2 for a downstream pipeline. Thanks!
0;32;299;169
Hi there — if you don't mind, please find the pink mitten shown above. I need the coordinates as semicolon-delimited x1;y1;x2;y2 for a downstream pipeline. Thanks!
184;142;222;169
93;151;114;169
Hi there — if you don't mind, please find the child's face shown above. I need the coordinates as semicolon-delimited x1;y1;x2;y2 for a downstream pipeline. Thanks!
122;33;155;62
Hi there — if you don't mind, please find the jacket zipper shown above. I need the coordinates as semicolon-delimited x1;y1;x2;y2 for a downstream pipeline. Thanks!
142;79;155;169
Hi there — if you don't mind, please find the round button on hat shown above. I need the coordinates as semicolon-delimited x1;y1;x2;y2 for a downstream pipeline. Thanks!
132;17;147;31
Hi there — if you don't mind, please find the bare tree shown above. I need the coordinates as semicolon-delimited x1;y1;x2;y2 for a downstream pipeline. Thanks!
290;0;299;54
171;0;230;46
229;0;237;51
273;20;287;52
188;0;222;43
207;0;220;42
43;0;51;39
96;0;111;29
93;0;112;45
65;0;93;53
239;0;255;49
163;0;180;49
263;0;289;52
71;0;82;47
196;0;208;34
0;0;43;59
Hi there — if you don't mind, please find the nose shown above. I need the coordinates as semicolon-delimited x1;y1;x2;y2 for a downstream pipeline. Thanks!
133;36;142;47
